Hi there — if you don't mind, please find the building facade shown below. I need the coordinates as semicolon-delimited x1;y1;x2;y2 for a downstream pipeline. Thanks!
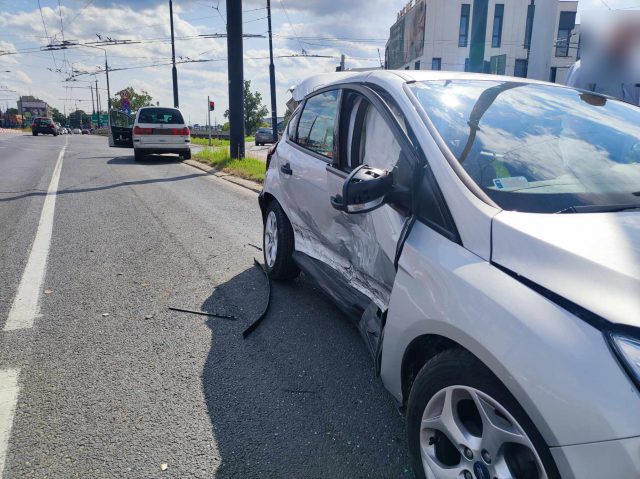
386;0;579;84
17;96;52;124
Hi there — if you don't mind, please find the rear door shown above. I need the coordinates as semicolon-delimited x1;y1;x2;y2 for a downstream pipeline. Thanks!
108;110;133;147
277;90;342;267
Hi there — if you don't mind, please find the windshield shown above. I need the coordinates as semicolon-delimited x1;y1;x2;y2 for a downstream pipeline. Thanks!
410;80;640;213
137;108;184;125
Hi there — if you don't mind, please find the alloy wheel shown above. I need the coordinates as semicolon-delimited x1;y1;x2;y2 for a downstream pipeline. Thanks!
264;210;278;268
420;385;547;479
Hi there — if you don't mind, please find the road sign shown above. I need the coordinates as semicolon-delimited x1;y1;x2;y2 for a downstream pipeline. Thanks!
91;113;108;124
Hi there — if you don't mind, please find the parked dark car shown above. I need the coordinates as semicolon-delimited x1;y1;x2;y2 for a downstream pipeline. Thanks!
31;117;58;136
81;129;90;135
255;128;275;146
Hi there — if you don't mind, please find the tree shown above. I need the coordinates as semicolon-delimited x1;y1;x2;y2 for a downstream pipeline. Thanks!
6;108;18;114
68;110;91;128
223;80;268;135
51;107;66;125
110;87;153;114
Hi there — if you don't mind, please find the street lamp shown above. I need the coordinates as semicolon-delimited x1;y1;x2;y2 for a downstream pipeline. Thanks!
79;44;112;113
44;43;112;114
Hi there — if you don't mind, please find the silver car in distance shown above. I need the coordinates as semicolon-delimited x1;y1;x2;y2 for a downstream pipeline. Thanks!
259;71;640;479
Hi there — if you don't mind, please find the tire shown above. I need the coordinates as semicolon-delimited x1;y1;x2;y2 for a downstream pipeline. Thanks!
134;150;145;162
182;150;191;160
263;201;300;280
255;141;259;146
407;349;560;479
32;132;37;136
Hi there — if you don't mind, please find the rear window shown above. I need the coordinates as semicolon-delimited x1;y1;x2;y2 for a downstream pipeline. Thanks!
137;108;184;125
34;118;52;125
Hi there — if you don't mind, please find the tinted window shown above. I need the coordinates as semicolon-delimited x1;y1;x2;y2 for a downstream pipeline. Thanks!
138;108;184;125
296;90;338;158
410;80;640;213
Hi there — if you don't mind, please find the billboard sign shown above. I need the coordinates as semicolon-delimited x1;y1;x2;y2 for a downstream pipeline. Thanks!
386;0;426;69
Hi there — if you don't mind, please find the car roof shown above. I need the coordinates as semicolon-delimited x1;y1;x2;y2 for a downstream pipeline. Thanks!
290;70;557;101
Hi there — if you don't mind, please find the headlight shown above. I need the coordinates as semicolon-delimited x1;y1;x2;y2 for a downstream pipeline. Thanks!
609;332;640;389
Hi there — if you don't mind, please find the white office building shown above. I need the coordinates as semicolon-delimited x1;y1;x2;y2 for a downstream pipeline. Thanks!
386;0;579;84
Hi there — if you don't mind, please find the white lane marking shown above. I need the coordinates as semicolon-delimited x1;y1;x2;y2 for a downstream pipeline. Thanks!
4;139;68;331
0;369;19;479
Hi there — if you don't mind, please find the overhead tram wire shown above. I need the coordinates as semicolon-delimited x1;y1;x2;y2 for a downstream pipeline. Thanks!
277;0;305;53
37;0;59;70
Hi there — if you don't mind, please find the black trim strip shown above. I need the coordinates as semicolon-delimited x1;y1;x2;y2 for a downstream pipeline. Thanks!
493;262;640;392
492;261;640;337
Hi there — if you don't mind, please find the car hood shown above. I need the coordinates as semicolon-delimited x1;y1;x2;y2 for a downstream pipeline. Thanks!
492;210;640;327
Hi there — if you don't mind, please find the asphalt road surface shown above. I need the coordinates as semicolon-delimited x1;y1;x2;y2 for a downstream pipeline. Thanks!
0;134;412;478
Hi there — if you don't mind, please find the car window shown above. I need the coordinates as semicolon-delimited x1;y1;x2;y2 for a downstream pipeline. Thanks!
410;80;640;213
296;90;339;159
137;108;184;125
286;106;302;140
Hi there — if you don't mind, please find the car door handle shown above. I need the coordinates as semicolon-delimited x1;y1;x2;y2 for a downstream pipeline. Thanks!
280;163;293;175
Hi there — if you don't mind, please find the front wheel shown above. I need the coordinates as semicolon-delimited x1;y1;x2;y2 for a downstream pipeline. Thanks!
263;201;299;280
407;349;559;479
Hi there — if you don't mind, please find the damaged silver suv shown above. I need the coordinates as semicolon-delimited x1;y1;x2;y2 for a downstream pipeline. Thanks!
259;71;640;479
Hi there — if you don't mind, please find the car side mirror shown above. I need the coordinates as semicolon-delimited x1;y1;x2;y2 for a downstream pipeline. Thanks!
332;164;394;214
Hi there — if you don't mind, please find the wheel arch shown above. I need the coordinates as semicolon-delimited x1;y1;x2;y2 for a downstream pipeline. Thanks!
258;191;277;221
400;334;464;409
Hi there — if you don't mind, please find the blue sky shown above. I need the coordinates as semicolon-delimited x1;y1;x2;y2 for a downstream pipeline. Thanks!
0;0;636;125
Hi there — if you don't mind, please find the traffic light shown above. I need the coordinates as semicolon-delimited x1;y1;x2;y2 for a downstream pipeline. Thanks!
209;101;215;111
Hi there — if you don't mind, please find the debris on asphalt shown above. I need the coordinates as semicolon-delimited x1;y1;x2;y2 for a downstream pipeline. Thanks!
168;306;236;320
44;289;53;294
246;243;263;251
144;314;155;320
101;313;109;317
160;463;168;471
242;259;271;338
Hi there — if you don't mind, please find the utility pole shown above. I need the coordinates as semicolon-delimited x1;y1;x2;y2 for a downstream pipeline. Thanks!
227;0;245;159
96;77;101;128
207;95;212;147
267;0;278;143
169;0;179;108
104;52;111;115
90;83;95;126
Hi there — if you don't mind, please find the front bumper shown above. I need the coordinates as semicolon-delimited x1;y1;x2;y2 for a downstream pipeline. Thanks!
552;435;640;478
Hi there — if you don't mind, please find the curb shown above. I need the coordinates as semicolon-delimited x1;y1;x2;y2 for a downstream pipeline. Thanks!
182;159;262;194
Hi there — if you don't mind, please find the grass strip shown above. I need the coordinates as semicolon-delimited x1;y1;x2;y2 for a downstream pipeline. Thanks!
191;136;255;145
194;147;265;183
191;137;229;147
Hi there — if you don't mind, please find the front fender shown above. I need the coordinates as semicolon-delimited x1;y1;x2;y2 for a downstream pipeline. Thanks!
380;220;640;447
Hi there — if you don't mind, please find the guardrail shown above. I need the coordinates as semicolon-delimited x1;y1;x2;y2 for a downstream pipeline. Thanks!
190;131;230;139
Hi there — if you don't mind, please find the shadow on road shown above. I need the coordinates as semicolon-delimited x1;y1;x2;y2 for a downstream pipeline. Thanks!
108;154;183;165
200;265;411;478
0;171;207;202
